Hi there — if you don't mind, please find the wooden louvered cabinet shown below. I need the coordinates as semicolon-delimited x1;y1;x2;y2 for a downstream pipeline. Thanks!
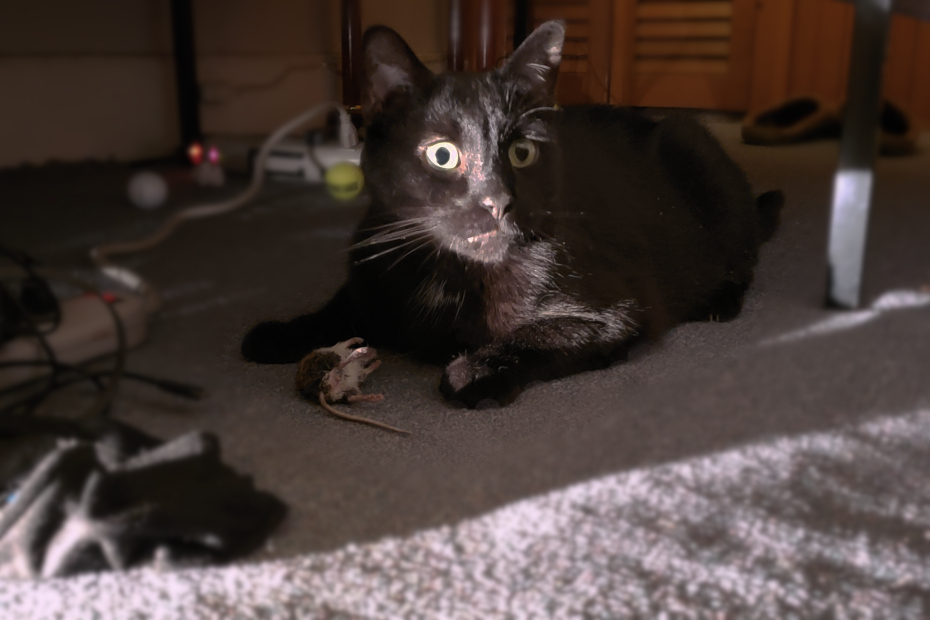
518;0;930;122
611;0;758;109
523;0;758;109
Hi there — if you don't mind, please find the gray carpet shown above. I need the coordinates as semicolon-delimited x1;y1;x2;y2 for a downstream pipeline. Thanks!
2;118;929;617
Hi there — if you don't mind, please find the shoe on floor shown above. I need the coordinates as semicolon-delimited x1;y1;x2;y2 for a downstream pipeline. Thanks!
742;96;841;145
878;98;920;156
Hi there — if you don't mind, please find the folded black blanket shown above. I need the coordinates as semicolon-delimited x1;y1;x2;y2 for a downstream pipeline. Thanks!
0;417;286;579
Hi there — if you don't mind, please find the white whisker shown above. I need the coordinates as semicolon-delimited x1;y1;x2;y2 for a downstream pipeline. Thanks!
350;223;434;250
352;233;433;265
388;238;435;270
519;106;558;120
358;217;432;233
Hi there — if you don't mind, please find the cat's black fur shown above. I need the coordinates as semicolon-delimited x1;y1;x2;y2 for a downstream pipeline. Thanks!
241;21;783;407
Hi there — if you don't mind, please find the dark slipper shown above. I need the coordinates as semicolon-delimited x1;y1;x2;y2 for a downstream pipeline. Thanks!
742;96;842;145
878;98;920;156
833;98;920;156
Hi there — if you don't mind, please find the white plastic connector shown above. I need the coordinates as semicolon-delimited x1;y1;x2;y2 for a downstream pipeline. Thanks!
99;265;144;292
337;108;359;148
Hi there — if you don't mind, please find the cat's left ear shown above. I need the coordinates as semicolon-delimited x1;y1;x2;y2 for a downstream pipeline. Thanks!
501;20;565;107
362;26;434;120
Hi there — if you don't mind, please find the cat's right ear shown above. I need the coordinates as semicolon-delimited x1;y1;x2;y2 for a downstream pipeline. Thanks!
501;20;565;107
362;26;434;119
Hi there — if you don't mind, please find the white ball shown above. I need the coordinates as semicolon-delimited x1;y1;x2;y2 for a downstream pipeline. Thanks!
127;171;168;209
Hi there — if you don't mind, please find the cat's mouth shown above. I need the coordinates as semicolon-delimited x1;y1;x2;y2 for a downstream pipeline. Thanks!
466;229;498;244
444;210;511;264
447;225;509;264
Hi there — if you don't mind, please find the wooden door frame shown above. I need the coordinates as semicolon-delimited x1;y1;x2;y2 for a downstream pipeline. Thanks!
608;0;638;104
748;0;798;112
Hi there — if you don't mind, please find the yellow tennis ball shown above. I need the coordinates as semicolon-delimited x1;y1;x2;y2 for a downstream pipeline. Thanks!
325;162;364;200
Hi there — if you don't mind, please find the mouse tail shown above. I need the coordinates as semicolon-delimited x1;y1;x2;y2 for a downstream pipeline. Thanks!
317;392;410;435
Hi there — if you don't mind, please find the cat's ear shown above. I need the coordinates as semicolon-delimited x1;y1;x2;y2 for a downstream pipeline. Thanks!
501;20;565;106
362;26;434;119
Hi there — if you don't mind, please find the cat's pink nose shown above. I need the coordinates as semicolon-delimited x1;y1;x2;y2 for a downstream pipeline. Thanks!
481;195;510;220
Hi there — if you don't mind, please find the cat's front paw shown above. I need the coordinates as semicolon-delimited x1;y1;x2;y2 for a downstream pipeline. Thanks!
440;354;522;408
241;320;305;364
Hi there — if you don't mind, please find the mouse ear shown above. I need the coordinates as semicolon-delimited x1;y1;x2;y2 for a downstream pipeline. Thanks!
362;26;434;120
500;20;565;108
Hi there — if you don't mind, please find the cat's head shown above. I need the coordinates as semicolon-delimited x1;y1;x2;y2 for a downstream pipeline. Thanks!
358;21;565;265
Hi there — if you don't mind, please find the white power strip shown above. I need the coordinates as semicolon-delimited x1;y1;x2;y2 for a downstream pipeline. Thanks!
264;140;363;182
0;293;148;391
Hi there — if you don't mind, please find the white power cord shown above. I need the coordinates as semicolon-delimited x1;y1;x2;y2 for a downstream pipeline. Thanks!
90;101;358;308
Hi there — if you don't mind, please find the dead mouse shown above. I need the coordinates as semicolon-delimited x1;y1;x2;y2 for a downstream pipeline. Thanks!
295;337;410;435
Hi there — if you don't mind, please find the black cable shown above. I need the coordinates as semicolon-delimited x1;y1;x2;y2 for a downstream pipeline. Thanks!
0;372;202;418
39;269;126;420
0;359;96;396
0;254;201;421
0;360;202;397
0;377;94;417
0;245;62;335
0;279;65;406
0;265;126;421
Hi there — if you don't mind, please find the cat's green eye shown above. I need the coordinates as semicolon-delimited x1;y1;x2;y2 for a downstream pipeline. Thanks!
508;139;538;168
424;142;461;171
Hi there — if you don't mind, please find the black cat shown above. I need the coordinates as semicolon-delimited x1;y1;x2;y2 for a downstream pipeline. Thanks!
242;21;782;407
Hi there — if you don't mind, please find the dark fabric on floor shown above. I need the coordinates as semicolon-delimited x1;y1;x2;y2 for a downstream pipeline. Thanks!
0;415;286;579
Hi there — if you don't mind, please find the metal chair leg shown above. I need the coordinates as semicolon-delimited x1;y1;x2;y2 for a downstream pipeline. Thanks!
826;0;893;308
